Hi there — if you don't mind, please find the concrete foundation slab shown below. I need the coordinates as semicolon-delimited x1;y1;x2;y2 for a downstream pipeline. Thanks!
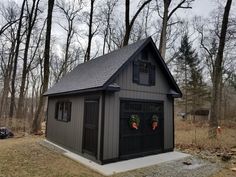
43;140;190;176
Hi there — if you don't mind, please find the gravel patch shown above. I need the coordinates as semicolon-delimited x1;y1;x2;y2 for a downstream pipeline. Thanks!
114;156;222;177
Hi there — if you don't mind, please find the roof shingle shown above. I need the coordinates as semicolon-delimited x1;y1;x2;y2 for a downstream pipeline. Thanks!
44;38;148;96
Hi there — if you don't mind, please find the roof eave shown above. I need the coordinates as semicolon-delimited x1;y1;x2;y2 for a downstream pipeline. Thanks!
43;86;104;97
44;84;121;97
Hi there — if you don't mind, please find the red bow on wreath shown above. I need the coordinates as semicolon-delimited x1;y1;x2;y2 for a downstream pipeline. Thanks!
129;115;140;130
152;115;159;130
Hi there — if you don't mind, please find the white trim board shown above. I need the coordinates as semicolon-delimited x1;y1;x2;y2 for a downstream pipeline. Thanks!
43;139;190;176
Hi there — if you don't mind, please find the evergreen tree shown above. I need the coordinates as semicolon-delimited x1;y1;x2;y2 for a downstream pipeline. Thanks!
175;33;207;120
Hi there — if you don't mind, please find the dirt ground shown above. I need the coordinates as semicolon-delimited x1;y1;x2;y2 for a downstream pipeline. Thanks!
0;119;236;177
0;136;102;177
175;118;236;177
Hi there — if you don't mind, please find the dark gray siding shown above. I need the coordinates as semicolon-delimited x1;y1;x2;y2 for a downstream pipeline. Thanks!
103;50;174;160
46;94;103;160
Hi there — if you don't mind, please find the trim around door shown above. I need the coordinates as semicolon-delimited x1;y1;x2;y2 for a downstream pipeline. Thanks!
82;97;100;159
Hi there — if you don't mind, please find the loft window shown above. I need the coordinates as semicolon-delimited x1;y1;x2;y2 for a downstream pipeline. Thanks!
55;101;72;122
133;61;155;86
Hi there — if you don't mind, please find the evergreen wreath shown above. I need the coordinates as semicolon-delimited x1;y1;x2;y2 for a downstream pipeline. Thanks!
129;114;140;130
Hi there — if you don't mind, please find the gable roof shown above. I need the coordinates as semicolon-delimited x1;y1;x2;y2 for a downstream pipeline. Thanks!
44;37;182;97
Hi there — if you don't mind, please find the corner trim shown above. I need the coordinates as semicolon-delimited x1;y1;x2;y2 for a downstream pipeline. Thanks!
99;91;105;162
172;98;175;150
45;98;49;138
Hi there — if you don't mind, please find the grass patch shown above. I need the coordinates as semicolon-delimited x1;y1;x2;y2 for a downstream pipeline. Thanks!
0;119;235;177
0;136;102;177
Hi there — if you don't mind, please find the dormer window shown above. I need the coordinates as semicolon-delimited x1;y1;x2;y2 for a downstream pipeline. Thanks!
133;60;155;86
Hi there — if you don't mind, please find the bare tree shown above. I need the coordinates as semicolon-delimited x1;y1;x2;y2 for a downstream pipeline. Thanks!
128;3;152;43
123;0;152;46
9;0;26;118
56;0;82;75
17;0;41;118
84;0;95;62
157;0;193;59
32;0;55;133
0;2;19;118
209;0;232;138
0;1;19;36
98;0;118;54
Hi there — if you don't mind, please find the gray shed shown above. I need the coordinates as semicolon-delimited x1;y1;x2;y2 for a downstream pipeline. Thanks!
44;37;182;164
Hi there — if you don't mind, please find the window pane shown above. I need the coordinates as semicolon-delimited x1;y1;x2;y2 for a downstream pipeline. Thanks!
55;101;72;122
139;62;149;73
63;103;68;121
139;62;149;85
149;65;155;85
139;72;149;85
133;61;139;83
58;103;63;120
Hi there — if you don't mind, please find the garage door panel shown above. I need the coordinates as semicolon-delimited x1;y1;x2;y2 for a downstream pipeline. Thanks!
120;100;164;159
120;137;141;155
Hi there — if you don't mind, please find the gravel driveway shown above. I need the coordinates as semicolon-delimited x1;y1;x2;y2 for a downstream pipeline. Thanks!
114;156;222;177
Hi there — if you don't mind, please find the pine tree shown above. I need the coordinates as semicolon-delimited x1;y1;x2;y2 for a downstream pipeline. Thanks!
175;33;206;120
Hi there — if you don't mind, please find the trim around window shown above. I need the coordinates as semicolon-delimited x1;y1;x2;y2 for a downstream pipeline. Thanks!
55;101;72;122
133;60;156;86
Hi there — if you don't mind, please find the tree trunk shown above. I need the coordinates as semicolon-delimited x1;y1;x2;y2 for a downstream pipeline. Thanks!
63;27;72;75
32;0;55;133
0;38;15;118
209;0;232;138
9;0;26;118
159;0;169;59
17;0;39;118
123;0;152;46
123;26;132;46
159;0;193;60
184;57;188;120
84;0;95;62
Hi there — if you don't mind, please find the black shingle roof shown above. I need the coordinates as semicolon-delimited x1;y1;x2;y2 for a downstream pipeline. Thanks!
44;37;182;97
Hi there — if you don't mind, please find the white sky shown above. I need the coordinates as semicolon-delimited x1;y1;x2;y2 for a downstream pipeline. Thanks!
2;0;218;17
1;0;233;58
176;0;216;18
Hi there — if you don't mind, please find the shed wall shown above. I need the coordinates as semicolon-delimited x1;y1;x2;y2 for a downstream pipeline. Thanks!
46;94;103;161
103;50;174;160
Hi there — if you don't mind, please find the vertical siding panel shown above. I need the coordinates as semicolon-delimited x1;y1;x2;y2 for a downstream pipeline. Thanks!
103;94;110;159
103;91;121;160
163;97;173;149
107;95;111;158
114;92;120;157
47;94;99;155
112;93;116;157
111;94;115;157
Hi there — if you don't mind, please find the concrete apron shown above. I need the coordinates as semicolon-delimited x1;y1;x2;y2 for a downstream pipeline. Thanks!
43;140;190;176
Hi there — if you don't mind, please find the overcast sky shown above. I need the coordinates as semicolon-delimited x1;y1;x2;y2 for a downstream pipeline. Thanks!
177;0;216;17
2;0;221;17
1;0;235;59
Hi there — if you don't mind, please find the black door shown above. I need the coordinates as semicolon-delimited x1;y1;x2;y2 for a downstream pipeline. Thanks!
119;100;164;159
82;98;99;157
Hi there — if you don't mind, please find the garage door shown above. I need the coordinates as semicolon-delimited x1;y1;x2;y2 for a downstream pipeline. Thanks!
119;100;164;159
